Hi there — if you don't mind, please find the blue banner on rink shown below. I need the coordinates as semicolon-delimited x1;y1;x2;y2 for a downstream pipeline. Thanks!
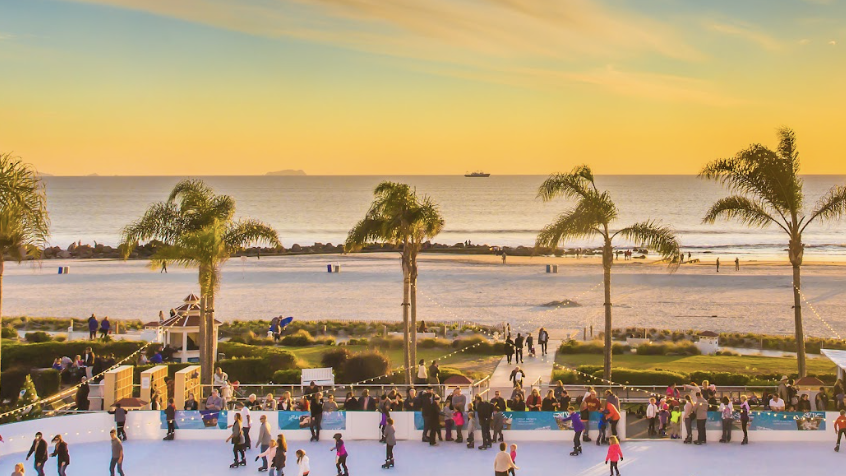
278;411;346;430
414;411;602;430
705;411;826;431
161;410;228;430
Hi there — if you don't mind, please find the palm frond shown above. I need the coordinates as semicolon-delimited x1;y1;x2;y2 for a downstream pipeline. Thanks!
701;195;785;231
410;195;445;244
223;219;281;251
0;153;50;247
167;179;214;204
614;221;681;268
119;202;183;258
806;185;846;230
537;165;595;202
535;204;604;249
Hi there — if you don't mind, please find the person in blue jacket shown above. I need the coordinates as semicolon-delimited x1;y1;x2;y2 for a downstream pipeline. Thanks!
563;407;585;456
88;314;98;340
99;316;111;339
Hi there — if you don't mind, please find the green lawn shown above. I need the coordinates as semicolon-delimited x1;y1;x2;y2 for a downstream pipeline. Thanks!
555;353;836;377
280;345;501;379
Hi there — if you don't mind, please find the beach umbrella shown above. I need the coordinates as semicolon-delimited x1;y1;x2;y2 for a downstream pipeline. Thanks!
794;376;824;388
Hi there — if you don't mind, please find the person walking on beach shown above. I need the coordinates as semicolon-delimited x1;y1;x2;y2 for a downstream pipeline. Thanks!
504;335;514;365
50;435;69;476
26;432;48;476
108;403;127;441
87;315;98;340
538;328;549;356
382;417;396;469
735;257;740;271
501;251;507;265
604;436;623;476
526;334;534;357
715;258;720;273
160;261;167;273
330;433;349;476
514;333;524;364
109;430;124;476
494;442;517;476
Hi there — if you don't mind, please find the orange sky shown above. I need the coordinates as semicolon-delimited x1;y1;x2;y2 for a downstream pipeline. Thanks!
2;0;846;175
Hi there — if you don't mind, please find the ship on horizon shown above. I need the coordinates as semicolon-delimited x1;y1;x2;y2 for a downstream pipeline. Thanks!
464;171;491;177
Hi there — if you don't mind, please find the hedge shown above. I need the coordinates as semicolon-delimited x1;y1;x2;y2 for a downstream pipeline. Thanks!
1;341;145;371
592;368;687;386
1;326;18;339
0;368;60;403
24;331;52;343
635;342;700;356
217;342;297;370
279;330;316;346
271;369;302;384
218;357;276;383
342;351;390;383
557;340;629;355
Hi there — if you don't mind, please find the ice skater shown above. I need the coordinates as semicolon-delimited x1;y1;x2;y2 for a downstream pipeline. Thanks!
226;412;246;468
50;434;69;476
295;449;310;476
563;407;585;456
604;436;623;476
109;430;125;476
330;433;349;476
26;432;48;476
835;409;846;452
382;417;396;469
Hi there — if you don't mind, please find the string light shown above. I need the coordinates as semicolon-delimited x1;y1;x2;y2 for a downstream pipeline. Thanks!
795;285;844;341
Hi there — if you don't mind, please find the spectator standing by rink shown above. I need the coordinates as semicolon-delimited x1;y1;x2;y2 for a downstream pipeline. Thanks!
604;436;623;476
382;417;396;469
108;403;128;441
109;429;125;476
26;432;48;476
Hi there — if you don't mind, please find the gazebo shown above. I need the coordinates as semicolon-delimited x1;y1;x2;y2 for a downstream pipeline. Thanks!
150;294;221;363
695;331;720;355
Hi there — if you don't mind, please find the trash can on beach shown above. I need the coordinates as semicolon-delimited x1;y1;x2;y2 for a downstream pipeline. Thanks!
545;264;551;273
327;264;333;273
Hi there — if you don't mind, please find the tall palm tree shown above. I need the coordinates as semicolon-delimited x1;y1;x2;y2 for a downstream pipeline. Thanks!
345;182;444;384
536;165;680;380
700;128;846;377
0;154;50;386
120;180;280;385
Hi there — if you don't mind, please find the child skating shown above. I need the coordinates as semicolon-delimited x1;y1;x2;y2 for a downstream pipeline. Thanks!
508;444;517;476
465;408;478;449
330;433;349;476
563;406;585;456
835;409;846;452
604;436;623;476
382;417;396;469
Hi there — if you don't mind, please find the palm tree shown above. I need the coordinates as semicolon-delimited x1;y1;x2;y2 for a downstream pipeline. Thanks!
536;165;680;380
345;182;444;384
120;180;280;385
0;154;50;386
700;128;846;376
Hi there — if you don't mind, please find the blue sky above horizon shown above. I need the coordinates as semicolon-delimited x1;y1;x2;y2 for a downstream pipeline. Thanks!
2;0;845;175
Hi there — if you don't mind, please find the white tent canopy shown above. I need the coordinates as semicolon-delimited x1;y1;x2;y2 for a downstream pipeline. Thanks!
821;349;846;379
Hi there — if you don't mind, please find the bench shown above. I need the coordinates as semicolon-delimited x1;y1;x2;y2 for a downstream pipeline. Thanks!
301;367;335;391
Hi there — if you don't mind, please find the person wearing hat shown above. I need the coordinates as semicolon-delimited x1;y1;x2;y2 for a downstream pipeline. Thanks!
329;433;348;476
26;432;48;476
50;434;70;476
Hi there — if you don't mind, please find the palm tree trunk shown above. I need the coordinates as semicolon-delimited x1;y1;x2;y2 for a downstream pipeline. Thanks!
402;261;412;385
792;263;807;377
200;295;210;388
603;239;613;381
204;291;216;388
410;257;418;371
0;259;4;388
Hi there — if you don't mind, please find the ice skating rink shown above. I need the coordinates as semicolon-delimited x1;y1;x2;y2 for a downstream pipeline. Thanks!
1;439;842;475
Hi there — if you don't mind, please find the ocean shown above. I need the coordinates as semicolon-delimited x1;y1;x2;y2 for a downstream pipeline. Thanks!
41;175;846;261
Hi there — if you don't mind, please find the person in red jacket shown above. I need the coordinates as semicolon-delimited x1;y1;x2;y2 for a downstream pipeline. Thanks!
835;409;846;452
604;435;623;476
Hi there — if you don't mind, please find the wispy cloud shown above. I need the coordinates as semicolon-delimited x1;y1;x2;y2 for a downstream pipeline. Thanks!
0;32;15;40
708;21;782;51
59;0;729;103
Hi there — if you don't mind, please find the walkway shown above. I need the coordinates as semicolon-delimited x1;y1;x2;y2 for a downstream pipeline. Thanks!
489;339;560;394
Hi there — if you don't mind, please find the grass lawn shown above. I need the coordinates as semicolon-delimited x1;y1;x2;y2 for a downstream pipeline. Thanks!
555;353;837;377
280;345;501;379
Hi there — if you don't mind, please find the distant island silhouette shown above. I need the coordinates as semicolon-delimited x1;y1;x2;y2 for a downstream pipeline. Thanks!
266;169;307;176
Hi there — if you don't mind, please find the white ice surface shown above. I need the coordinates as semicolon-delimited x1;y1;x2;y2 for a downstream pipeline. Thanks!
1;438;842;476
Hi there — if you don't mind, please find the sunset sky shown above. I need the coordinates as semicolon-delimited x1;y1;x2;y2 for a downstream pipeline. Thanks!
2;0;845;175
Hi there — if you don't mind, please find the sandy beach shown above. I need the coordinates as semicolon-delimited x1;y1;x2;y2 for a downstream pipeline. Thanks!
3;252;846;340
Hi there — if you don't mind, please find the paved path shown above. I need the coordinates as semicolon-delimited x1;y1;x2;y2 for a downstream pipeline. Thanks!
489;339;560;393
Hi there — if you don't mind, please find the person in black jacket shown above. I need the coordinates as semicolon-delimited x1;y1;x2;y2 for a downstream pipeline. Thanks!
358;389;376;411
50;434;70;476
491;391;507;412
309;392;324;442
475;397;494;450
26;432;48;476
164;398;176;441
514;333;524;364
75;377;90;411
424;392;442;446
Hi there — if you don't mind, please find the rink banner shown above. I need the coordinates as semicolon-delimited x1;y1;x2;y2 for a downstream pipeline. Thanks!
705;411;826;431
414;411;602;430
161;410;228;430
278;411;346;430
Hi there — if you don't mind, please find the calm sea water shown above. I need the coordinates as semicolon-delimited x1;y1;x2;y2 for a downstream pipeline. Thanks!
41;175;846;260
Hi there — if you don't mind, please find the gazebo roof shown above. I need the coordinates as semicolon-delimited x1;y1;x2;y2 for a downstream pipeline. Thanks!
443;375;474;385
175;303;202;312
183;293;201;303
698;331;719;338
160;314;221;329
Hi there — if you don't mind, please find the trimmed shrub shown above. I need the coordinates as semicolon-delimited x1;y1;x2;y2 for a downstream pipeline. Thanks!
551;369;585;384
1;341;145;371
437;366;467;383
217;342;297;370
418;338;450;349
342;351;390;383
592;368;687;386
0;368;60;403
320;348;351;374
635;342;700;356
314;336;336;346
280;330;316;346
558;340;629;355
24;331;52;343
345;338;369;346
272;369;302;384
32;369;61;397
688;371;750;386
218;357;275;383
370;336;404;350
1;326;18;339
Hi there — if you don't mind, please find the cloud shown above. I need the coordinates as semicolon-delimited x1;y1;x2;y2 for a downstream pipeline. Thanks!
59;0;725;103
0;32;15;40
708;22;782;51
799;38;812;45
830;40;837;45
